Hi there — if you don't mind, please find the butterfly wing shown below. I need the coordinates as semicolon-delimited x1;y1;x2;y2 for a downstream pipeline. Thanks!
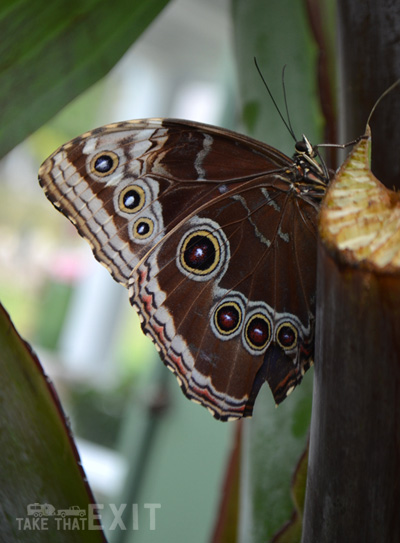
39;118;321;420
131;174;318;419
39;119;291;285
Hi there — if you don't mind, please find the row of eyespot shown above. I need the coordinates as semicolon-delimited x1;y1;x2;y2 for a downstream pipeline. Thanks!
213;300;298;352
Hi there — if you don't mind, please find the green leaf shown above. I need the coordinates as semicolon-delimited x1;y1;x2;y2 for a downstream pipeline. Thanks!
271;445;309;543
0;302;106;542
241;373;313;543
0;0;171;158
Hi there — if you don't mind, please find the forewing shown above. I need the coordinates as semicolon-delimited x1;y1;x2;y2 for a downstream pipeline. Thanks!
39;119;291;287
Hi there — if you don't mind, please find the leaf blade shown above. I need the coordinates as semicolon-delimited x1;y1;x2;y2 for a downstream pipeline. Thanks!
0;0;171;157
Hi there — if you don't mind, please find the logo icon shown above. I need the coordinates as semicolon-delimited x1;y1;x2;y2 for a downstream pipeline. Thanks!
57;506;86;518
27;503;56;517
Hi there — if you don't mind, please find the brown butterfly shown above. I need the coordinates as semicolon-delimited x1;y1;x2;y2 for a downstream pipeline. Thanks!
39;118;328;420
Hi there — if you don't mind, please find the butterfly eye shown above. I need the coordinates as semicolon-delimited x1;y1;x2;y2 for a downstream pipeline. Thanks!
245;314;272;351
295;141;308;153
276;322;298;350
133;218;154;239
180;230;220;276
91;151;119;176
214;302;242;336
119;185;145;213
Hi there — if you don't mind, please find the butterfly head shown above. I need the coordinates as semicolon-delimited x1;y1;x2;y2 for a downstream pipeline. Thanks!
294;135;315;158
294;134;329;187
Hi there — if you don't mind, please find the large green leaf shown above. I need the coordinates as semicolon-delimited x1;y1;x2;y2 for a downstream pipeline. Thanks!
0;302;106;542
0;0;170;158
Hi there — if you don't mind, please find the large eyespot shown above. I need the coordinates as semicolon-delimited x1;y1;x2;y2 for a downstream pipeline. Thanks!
213;301;242;337
181;231;219;274
176;219;229;281
119;185;145;213
276;322;298;351
244;313;272;352
132;217;154;240
90;151;119;177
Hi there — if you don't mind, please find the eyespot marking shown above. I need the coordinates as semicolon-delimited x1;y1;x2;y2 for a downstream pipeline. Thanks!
176;219;229;282
90;151;119;177
133;217;154;239
245;313;272;351
276;322;298;350
214;301;242;336
119;185;145;213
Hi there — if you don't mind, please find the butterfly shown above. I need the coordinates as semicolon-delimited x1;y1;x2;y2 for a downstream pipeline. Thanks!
38;118;329;421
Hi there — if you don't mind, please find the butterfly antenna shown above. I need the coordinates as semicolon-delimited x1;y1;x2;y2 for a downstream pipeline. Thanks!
281;65;297;141
254;57;297;142
366;79;400;126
